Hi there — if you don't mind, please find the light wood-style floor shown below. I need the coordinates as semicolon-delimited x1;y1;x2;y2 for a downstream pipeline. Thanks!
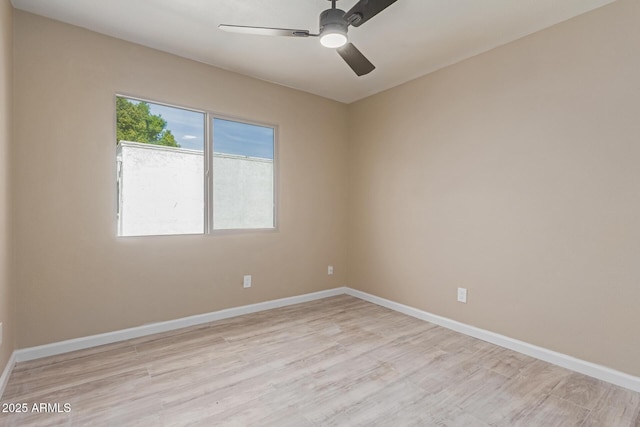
1;295;638;426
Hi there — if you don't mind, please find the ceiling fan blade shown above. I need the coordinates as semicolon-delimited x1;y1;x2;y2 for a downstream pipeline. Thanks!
344;0;398;27
218;25;311;38
337;43;375;76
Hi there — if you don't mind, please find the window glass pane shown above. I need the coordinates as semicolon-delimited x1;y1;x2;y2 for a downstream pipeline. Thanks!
116;97;205;236
212;118;275;230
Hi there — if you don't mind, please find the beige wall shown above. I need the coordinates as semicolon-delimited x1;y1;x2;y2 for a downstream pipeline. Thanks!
0;0;14;371
348;0;640;376
12;11;348;347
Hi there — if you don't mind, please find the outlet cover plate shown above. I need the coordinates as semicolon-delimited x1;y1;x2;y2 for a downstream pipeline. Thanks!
457;288;467;303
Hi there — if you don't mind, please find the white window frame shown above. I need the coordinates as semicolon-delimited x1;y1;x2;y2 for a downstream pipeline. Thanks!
116;94;278;236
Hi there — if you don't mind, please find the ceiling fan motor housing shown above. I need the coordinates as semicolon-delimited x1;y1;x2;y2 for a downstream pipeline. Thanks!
320;8;348;37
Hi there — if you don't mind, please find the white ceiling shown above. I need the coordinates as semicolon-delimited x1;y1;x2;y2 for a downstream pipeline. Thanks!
11;0;616;104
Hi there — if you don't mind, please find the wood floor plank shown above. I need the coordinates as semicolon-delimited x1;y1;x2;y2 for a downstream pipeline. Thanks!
512;394;591;426
463;359;570;425
1;295;638;426
319;379;432;426
582;384;640;426
550;372;610;410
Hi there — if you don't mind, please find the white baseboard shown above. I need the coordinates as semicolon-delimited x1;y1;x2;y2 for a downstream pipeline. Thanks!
7;286;639;395
345;288;640;393
0;351;16;399
15;287;347;363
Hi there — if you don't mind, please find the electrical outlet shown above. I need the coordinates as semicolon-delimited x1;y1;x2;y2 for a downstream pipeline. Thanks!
328;265;334;275
457;288;467;304
243;275;252;288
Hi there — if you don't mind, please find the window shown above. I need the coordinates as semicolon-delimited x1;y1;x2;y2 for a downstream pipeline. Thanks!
116;96;276;237
212;118;275;230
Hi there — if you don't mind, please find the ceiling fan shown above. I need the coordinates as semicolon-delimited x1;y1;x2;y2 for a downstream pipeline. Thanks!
219;0;398;76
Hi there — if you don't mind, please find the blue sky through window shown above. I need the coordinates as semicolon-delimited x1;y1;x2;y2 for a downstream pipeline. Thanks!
146;102;204;151
144;102;274;159
213;118;274;160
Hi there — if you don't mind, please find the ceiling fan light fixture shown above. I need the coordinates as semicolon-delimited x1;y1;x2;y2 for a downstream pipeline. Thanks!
319;7;348;49
320;31;348;48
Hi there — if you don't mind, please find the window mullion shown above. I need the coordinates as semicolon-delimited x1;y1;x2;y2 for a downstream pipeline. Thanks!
205;112;214;234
